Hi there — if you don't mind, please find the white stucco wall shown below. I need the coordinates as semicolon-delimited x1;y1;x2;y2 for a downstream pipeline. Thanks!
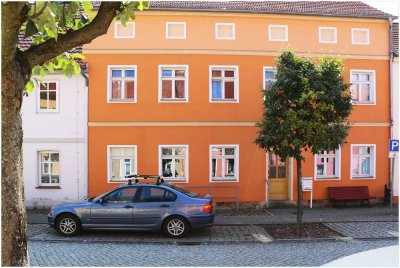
22;73;87;208
393;58;399;198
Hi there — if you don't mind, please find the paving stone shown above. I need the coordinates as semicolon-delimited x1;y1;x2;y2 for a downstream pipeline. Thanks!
324;222;399;239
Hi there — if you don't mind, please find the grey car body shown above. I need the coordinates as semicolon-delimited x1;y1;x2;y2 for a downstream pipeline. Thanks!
48;182;214;237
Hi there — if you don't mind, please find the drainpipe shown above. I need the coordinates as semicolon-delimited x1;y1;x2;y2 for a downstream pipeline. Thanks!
81;65;89;200
388;17;394;209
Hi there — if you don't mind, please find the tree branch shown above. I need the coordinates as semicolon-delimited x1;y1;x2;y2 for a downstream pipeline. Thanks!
28;2;48;19
22;2;122;68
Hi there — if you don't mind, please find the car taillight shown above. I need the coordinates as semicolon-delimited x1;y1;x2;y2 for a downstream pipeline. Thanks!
203;202;213;213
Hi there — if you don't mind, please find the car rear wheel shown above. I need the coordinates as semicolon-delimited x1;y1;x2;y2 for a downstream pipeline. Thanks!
56;214;81;236
162;216;189;238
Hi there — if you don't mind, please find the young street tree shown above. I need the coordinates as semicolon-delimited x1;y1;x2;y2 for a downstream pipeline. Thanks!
1;2;147;266
255;50;352;228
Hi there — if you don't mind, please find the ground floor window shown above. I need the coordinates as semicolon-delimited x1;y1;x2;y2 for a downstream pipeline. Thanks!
351;145;375;179
159;145;188;182
210;145;239;182
39;151;60;186
315;149;340;179
268;154;287;179
108;146;137;181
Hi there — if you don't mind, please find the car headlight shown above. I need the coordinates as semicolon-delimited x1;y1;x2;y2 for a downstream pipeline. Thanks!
48;209;55;217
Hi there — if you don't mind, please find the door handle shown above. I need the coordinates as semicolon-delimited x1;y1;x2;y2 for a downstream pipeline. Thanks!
123;205;133;208
160;204;170;208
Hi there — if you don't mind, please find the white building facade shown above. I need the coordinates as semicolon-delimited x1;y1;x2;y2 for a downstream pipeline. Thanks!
22;73;88;208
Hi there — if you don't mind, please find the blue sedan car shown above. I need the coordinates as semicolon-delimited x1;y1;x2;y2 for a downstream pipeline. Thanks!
48;177;214;238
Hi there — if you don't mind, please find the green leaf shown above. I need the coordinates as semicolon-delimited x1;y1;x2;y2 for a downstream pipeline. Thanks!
25;20;38;38
81;1;93;12
26;81;35;93
39;67;47;78
71;53;85;60
32;66;41;76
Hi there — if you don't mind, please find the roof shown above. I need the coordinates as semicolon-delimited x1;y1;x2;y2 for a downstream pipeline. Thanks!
393;22;399;55
145;1;395;19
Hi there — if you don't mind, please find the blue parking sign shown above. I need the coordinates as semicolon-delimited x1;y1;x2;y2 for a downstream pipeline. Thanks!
389;139;399;152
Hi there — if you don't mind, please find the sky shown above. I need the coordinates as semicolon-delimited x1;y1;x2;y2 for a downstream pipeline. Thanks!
362;0;400;18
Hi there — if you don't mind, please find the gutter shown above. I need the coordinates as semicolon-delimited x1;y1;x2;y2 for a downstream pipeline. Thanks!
80;65;89;200
388;18;394;209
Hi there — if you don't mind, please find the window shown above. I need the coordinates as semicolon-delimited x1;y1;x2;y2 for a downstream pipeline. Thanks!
352;28;369;45
114;22;135;39
159;65;188;102
350;70;375;104
319;27;337;43
108;146;137;181
315;149;340;179
210;145;239;182
166;22;186;39
108;66;137;103
215;23;235;40
263;67;275;91
105;187;138;203
351;145;375;179
138;187;177;202
38;81;58;112
269;25;288;41
39;151;60;186
268;154;287;179
159;145;188;182
210;66;239;102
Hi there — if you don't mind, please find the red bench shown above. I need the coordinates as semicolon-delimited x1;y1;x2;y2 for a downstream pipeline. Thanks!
327;186;375;207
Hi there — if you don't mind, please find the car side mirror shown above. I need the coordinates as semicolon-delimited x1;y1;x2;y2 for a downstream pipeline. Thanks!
97;198;105;204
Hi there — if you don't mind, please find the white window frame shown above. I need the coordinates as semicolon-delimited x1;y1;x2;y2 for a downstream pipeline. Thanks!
350;144;376;179
314;149;341;180
319;27;337;44
350;69;376;105
38;151;60;187
114;21;135;39
209;65;239;103
37;80;60;113
159;145;189;183
158;65;189;103
215;23;236;40
166;22;186;39
268;24;288;42
209;145;239;182
263;66;276;91
107;65;137;103
107;145;137;183
351;28;370;45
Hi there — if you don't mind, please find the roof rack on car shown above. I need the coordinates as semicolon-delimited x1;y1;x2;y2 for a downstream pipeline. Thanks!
125;174;164;185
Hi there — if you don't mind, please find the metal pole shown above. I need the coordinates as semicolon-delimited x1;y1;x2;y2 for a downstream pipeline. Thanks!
390;157;395;209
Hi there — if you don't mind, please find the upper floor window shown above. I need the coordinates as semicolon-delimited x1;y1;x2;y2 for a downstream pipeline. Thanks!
319;27;337;43
352;28;369;45
107;66;137;103
114;22;135;39
166;22;186;39
263;67;276;91
108;146;137;181
269;25;288;41
210;145;239;182
350;70;375;105
39;151;60;186
159;65;188;102
159;145;188;182
210;66;239;102
38;81;59;112
215;23;235;40
315;149;340;180
351;145;375;179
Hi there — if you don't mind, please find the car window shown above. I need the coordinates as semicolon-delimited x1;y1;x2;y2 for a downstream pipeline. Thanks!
170;184;199;198
105;187;137;203
138;187;176;202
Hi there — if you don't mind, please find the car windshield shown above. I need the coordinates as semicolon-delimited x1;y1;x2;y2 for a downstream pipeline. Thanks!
170;185;199;198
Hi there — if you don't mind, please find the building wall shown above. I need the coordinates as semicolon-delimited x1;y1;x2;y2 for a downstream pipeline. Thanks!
393;58;399;202
22;73;88;208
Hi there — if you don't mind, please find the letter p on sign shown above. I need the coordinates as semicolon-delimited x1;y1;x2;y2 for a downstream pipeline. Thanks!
389;139;399;158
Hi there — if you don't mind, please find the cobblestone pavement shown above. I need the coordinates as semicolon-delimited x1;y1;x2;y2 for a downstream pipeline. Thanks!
324;222;399;239
29;239;398;266
29;224;273;243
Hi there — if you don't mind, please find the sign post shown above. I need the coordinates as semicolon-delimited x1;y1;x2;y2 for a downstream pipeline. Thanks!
389;139;398;209
302;177;313;208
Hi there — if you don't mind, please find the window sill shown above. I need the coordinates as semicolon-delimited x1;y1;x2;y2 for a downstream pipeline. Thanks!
108;99;136;103
315;177;340;180
351;176;375;179
211;178;238;182
159;99;187;102
352;102;376;105
36;186;61;189
210;99;238;103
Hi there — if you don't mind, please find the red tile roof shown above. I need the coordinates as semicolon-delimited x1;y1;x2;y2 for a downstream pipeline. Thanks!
393;22;398;55
145;1;394;18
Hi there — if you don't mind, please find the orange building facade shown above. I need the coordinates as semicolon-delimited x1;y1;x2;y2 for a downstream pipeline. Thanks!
84;5;394;205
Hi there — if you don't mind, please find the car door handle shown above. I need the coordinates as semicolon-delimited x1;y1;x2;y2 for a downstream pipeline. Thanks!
160;204;170;208
123;205;133;208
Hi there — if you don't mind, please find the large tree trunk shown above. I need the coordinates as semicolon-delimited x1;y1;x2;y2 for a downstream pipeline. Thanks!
296;157;303;232
1;2;30;266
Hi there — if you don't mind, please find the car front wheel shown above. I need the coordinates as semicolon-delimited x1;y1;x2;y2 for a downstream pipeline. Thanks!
163;216;189;238
56;214;81;236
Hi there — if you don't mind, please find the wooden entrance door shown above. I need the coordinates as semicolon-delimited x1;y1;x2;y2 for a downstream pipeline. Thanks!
268;154;289;200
